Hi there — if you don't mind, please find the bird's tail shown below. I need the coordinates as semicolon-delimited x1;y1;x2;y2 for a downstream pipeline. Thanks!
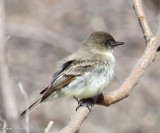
20;97;42;119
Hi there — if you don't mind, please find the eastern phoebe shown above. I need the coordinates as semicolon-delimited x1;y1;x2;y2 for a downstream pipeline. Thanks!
20;31;124;119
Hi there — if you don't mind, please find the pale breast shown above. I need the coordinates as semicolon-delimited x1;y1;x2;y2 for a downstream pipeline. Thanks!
60;62;115;99
84;63;114;97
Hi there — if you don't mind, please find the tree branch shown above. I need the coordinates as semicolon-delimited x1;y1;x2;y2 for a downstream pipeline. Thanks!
133;0;153;41
59;0;160;132
0;0;19;126
96;34;160;106
59;107;90;133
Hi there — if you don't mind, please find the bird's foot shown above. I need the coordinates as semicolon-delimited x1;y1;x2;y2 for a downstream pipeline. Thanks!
75;98;94;111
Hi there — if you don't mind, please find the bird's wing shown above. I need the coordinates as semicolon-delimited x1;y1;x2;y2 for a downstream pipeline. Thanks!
41;60;100;102
39;60;74;94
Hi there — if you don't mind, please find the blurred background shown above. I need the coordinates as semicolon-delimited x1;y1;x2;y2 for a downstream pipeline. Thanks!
0;0;160;132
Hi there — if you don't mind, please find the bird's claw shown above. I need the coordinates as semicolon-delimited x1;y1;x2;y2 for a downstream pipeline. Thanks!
75;98;94;111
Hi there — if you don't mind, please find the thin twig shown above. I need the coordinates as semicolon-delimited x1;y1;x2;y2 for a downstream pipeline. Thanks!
2;120;6;133
18;82;29;133
59;0;160;132
133;0;153;41
44;121;54;133
0;0;19;125
59;107;90;133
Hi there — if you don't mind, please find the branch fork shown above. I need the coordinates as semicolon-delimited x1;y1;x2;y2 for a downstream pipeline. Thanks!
58;0;160;132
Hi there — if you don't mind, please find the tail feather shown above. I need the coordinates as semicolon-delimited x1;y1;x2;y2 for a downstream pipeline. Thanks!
20;97;42;119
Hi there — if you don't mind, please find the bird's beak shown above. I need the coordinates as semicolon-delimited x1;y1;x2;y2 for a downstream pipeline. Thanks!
113;41;125;47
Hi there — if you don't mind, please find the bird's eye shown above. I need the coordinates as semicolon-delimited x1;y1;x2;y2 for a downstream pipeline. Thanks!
104;41;109;44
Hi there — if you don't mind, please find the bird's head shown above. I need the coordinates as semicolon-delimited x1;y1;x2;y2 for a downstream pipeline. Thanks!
85;31;124;51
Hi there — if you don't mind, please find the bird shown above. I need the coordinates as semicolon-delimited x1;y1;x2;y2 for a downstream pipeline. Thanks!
20;31;124;119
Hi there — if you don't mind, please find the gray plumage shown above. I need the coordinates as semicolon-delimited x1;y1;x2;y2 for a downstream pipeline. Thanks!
20;31;124;119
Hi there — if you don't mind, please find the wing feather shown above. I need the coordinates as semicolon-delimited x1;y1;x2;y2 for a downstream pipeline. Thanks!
41;60;100;102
